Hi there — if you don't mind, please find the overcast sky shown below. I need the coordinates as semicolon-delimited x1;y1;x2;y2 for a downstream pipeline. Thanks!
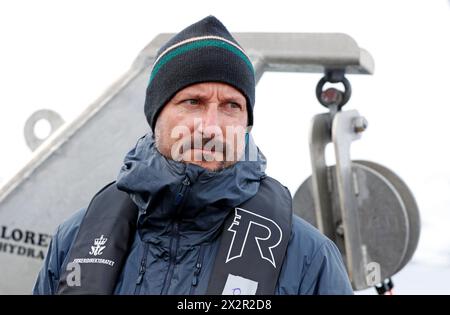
0;0;449;293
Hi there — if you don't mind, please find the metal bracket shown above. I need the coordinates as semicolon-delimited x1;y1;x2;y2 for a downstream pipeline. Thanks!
309;109;368;289
332;110;367;289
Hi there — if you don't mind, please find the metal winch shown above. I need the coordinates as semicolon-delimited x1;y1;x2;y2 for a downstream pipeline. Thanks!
293;69;421;293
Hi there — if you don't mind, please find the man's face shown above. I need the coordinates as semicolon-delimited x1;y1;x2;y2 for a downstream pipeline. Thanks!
154;82;248;171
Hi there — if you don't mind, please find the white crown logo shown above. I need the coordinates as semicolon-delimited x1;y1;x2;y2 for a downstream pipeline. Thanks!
89;235;108;256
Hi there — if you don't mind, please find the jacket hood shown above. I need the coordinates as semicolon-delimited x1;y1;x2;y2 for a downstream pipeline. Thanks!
116;132;266;244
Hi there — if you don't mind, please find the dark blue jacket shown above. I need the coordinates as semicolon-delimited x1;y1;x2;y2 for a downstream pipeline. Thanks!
33;134;353;295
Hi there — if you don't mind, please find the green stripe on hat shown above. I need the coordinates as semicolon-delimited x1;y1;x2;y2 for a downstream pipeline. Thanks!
149;39;254;84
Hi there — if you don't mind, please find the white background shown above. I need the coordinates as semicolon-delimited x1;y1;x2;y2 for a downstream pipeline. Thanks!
0;0;449;294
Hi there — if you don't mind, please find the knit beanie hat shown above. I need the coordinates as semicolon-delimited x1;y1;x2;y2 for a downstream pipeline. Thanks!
144;15;255;131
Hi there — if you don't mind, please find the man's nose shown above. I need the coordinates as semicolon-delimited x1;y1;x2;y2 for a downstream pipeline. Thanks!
202;104;220;128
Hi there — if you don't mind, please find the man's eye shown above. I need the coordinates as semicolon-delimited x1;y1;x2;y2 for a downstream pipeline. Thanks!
228;102;242;109
183;99;199;105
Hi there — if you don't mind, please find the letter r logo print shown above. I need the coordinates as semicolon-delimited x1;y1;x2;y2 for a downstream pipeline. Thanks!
226;208;283;268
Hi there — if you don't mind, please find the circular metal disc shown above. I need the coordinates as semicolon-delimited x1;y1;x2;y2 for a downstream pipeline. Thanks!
293;162;410;289
354;160;420;272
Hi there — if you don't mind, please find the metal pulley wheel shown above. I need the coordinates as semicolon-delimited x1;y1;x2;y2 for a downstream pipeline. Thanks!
296;70;421;292
293;160;420;290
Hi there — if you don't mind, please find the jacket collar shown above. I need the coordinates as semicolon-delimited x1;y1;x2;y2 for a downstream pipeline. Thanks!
116;132;266;244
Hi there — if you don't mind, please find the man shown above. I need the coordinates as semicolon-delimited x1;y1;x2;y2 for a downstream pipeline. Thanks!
33;15;353;295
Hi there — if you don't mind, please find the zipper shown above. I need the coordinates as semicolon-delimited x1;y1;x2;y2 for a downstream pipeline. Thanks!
174;177;191;212
134;242;150;295
160;176;190;295
161;221;179;294
189;244;206;295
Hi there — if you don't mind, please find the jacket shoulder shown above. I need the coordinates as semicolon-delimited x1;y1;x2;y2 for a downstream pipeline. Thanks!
291;214;329;248
53;207;88;273
33;208;87;294
263;175;290;193
277;215;353;294
57;208;87;245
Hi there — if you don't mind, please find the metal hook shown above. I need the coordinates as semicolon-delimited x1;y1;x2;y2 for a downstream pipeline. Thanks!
316;69;352;110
